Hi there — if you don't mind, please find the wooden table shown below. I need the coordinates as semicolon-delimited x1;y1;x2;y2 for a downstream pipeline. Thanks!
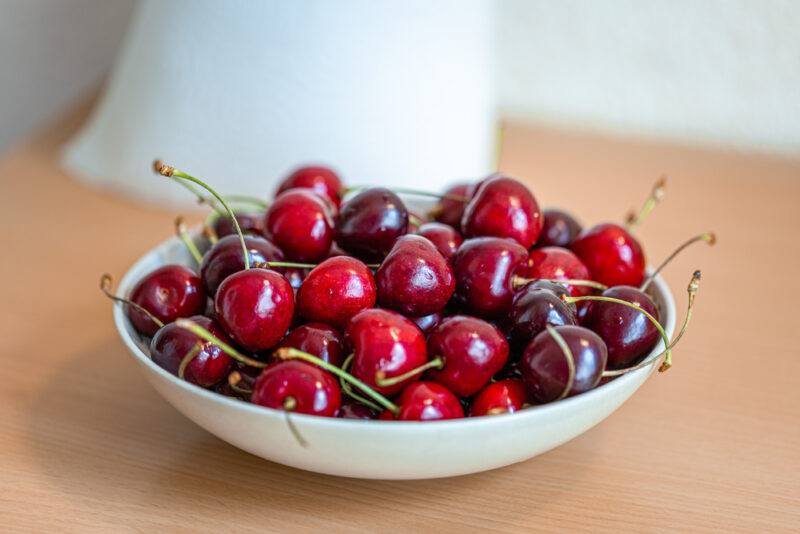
2;99;799;533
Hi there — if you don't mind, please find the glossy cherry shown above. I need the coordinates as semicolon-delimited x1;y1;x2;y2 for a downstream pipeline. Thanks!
335;187;408;261
150;315;234;387
452;237;529;318
214;268;294;352
200;234;284;295
426;315;509;397
507;282;577;349
461;175;542;248
213;211;265;238
265;188;334;262
410;311;442;335
393;381;464;421
518;246;593;297
571;223;646;287
432;182;472;227
375;234;455;316
538;208;582;247
279;322;346;368
520;325;607;403
128;265;206;337
581;286;660;369
470;378;528;417
276;165;343;208
296;256;376;328
251;360;341;417
346;308;427;397
416;222;463;261
337;402;377;419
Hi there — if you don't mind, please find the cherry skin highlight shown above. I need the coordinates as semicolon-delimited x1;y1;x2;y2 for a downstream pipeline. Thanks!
518;246;593;297
538;208;582;247
470;378;528;417
276;165;343;208
395;381;464;421
507;282;578;349
571;223;646;287
265;188;334;262
410;311;442;335
279;322;346;368
128;265;206;337
251;360;341;417
335;187;409;261
417;222;463;261
200;234;284;295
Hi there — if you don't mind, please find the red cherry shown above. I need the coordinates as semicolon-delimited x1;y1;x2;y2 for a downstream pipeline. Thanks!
279;322;346;368
416;222;463;261
432;182;472;227
276;165;343;208
507;282;577;349
519;246;592;297
335;187;409;261
346;308;427;397
375;235;455;316
461;176;542;248
452;237;529;318
265;189;334;262
150;315;234;387
410;311;442;335
200;234;284;295
128;265;206;337
213;211;265;238
395;381;464;421
470;378;528;416
538;208;582;247
296;256;376;329
251;360;341;417
337;402;377;419
571;223;645;287
214;268;294;352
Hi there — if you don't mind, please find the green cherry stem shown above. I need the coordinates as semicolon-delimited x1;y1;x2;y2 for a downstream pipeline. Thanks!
174;216;203;264
255;261;319;270
178;342;203;379
512;276;608;292
545;324;576;401
375;357;444;388
340;354;383;412
202;222;219;245
99;274;165;328
282;396;309;447
640;232;716;292
175;318;268;368
625;177;666;231
274;348;399;415
227;371;253;396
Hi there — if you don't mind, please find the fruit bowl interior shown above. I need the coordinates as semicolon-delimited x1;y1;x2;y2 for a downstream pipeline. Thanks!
114;231;676;480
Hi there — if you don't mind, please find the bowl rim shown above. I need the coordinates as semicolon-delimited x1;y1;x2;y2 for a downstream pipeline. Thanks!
114;234;677;430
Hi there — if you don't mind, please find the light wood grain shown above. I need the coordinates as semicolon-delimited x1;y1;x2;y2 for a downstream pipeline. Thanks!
1;99;799;533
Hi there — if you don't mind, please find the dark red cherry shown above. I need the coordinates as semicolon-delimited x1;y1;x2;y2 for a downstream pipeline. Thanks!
571;223;645;287
128;265;206;337
279;322;345;368
337;402;377;419
265;189;334;262
417;222;463;261
213;211;265;238
410;311;442;335
518;246;592;297
276;165;343;208
426;315;509;397
395;381;464;421
346;308;427;397
432;182;472;228
461;176;542;248
507;282;577;349
538;208;582;247
335;187;408;261
375;235;455;316
200;234;284;295
251;360;341;417
520;325;607;403
150;315;233;387
452;237;529;318
215;268;294;352
283;267;309;291
296;256;377;328
581;286;660;369
470;378;528;416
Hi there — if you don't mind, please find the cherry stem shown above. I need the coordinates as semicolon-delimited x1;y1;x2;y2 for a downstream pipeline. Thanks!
178;342;202;380
282;396;308;447
227;371;253;396
222;194;269;209
604;270;701;376
512;276;608;292
408;213;424;228
375;356;444;388
626;177;667;231
341;186;468;203
99;274;165;328
255;261;318;270
175;318;268;368
640;233;716;292
202;222;219;244
274;348;399;415
154;160;250;270
340;354;383;412
563;294;671;368
174;216;203;264
546;324;576;401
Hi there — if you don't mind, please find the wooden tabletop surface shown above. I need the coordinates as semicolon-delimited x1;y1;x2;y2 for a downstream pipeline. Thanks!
2;99;799;533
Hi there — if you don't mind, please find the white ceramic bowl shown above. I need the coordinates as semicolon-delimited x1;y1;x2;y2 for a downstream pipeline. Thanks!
114;235;676;480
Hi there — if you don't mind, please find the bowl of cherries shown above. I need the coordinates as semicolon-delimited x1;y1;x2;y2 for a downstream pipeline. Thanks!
102;161;713;479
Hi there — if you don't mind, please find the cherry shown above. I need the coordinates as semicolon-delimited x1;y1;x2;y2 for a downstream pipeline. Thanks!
394;381;464;421
538;208;582;247
410;311;442;335
470;378;528;416
251;360;341;417
283;267;309;291
279;322;345;368
150;315;233;387
425;315;509;397
335;187;408;261
200;234;284;295
375;234;455;316
215;268;294;352
346;308;427;397
126;265;206;337
452;237;529;318
276;165;343;209
518;246;593;297
571;223;646;287
580;286;660;369
507;282;577;349
461;175;542;248
520;325;607;403
431;182;472;227
337;402;377;419
416;222;463;261
213;211;265;238
265;189;334;262
296;256;376;328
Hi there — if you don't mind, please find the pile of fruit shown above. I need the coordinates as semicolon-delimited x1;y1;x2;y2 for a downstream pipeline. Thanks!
102;161;713;422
